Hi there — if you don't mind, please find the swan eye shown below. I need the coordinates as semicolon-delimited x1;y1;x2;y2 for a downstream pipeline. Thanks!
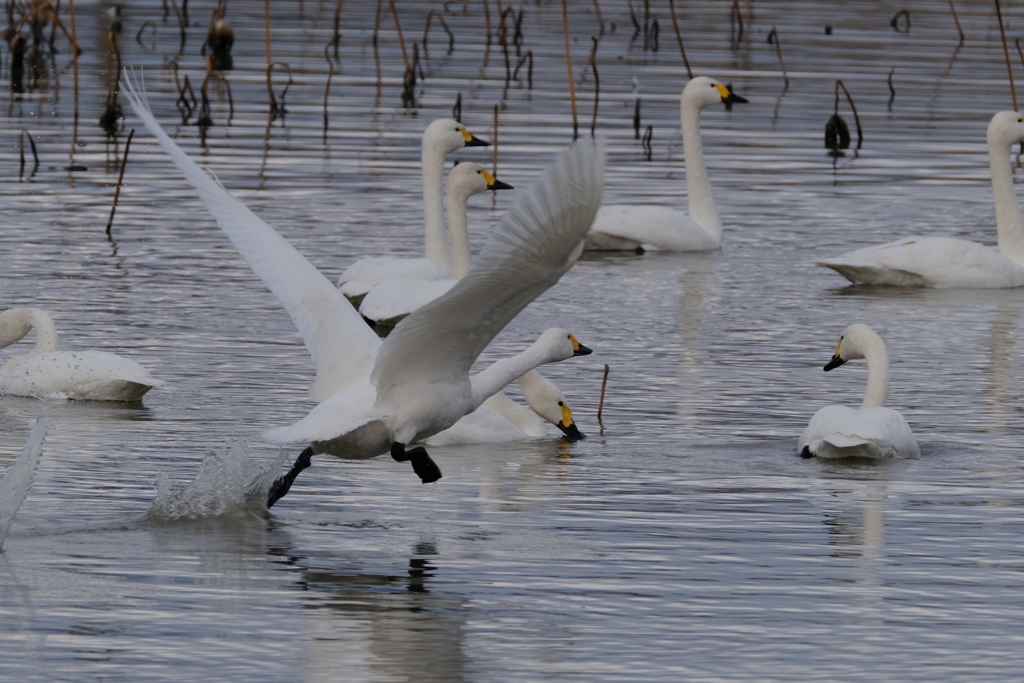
558;401;564;406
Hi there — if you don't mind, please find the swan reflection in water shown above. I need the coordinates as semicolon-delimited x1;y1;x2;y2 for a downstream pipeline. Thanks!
296;542;469;683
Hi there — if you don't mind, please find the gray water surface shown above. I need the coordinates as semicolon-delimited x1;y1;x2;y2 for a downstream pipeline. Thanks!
3;0;1024;680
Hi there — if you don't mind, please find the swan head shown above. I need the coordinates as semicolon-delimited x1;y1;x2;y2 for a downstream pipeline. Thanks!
448;161;514;202
531;328;593;365
519;371;584;440
824;323;883;371
987;111;1024;149
423;118;490;156
682;76;748;109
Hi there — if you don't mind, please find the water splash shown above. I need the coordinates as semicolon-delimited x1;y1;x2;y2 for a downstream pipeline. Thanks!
148;440;288;522
0;417;48;551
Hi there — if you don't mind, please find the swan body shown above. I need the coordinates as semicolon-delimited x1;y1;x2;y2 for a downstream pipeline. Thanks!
585;76;747;252
358;162;513;327
818;111;1024;288
0;308;163;401
338;119;490;304
124;74;603;494
798;324;919;460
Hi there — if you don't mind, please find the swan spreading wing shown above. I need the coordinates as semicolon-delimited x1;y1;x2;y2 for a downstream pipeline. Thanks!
370;139;605;393
122;71;381;401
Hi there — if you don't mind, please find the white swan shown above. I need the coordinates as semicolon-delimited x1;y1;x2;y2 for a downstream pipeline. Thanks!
817;111;1024;288
357;162;586;443
337;118;490;304
123;74;603;506
584;76;747;252
358;161;513;327
0;308;164;401
798;324;920;459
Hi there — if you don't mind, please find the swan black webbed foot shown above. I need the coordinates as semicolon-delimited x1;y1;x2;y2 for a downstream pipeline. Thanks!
267;446;315;508
391;442;442;483
799;446;815;459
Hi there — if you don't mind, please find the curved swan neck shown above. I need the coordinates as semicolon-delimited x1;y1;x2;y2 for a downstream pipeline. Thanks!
469;342;563;410
988;136;1024;263
681;97;722;240
0;308;59;354
447;183;473;280
422;142;450;267
860;339;890;410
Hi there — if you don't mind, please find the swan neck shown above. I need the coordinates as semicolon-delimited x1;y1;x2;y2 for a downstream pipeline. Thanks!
447;185;472;280
0;308;59;354
861;342;890;410
422;144;449;267
469;344;557;410
681;98;721;239
989;138;1024;263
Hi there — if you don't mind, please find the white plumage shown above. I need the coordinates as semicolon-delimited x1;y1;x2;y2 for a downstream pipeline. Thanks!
0;308;163;401
798;324;919;460
585;76;747;252
817;111;1024;288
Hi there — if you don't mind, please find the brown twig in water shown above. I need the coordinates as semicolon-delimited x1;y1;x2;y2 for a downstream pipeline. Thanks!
323;38;335;137
492;103;499;184
597;364;609;427
499;6;514;82
482;0;492;47
589;36;600;137
422;9;454;59
767;27;788;87
836;79;863;149
166;0;186;50
995;0;1017;111
730;0;743;46
887;67;896;107
667;0;692;78
267;62;294;116
948;0;964;43
561;0;578;140
890;9;910;33
592;0;604;35
513;50;533;89
264;0;277;113
332;0;343;60
19;130;39;179
105;128;134;236
642;125;652;161
388;0;410;71
372;0;383;46
634;97;641;140
452;92;462;122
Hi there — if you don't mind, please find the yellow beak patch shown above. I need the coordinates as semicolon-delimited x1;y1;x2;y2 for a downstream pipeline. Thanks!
834;338;843;356
569;334;581;352
481;169;496;185
714;84;731;99
460;129;474;143
560;404;574;428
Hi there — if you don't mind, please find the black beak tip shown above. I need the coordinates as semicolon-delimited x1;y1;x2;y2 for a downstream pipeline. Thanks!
573;343;593;356
466;136;491;147
823;355;846;372
728;93;750;104
490;180;514;190
558;422;585;441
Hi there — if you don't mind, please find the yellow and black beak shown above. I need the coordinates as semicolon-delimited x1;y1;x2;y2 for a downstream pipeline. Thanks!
569;334;593;356
461;129;491;147
824;338;845;371
714;83;748;105
482;169;513;191
556;404;585;441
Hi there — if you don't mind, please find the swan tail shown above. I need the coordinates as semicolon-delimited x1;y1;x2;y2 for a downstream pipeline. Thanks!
816;259;926;287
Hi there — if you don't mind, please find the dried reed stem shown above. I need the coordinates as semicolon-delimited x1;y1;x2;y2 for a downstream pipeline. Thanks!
948;0;964;43
836;79;863;148
667;0;692;78
768;27;788;87
995;0;1017;111
597;364;609;426
106;129;134;236
561;0;578;140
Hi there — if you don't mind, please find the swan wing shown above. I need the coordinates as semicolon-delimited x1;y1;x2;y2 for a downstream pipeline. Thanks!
818;236;1024;288
122;72;381;401
371;140;605;391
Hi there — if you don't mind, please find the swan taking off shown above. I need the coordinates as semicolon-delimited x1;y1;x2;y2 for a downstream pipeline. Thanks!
123;73;603;508
584;76;747;252
817;111;1024;288
798;324;920;459
0;308;164;401
337;118;490;305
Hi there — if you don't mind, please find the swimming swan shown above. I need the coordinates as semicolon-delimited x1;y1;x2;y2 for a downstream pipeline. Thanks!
123;74;603;507
584;76;747;252
0;308;164;401
817;111;1024;288
358;161;513;327
798;324;920;459
337;118;490;304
